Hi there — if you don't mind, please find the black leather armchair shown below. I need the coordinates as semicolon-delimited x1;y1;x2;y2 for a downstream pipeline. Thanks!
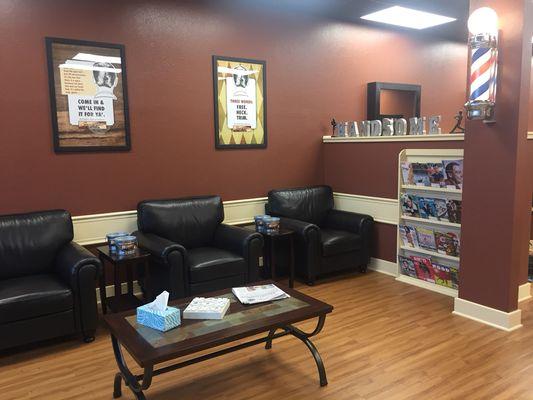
134;196;263;299
266;185;374;285
0;210;102;350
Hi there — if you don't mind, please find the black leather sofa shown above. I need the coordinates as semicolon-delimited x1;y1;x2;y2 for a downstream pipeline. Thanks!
0;210;102;350
134;196;263;299
266;185;374;284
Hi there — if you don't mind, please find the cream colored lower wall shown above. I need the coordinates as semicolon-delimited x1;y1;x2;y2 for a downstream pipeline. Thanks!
73;197;268;246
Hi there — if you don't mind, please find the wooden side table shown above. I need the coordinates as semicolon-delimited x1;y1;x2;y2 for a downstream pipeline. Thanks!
97;246;152;314
244;225;295;288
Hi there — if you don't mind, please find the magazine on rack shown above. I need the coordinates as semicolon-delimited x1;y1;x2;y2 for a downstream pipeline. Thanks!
411;163;430;186
432;262;453;288
418;197;438;220
401;162;413;185
446;200;462;223
434;198;449;221
400;193;419;217
398;255;417;278
399;225;419;248
426;163;445;187
416;227;437;251
232;284;290;305
443;159;463;189
412;256;435;283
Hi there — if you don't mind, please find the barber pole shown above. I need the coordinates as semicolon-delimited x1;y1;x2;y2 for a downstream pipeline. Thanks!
468;43;497;107
465;7;499;122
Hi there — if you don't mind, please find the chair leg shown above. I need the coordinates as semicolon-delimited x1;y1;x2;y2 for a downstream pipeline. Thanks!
83;330;96;343
359;264;368;273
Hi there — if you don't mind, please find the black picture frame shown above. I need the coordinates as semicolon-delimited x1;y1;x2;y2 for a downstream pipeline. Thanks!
46;37;131;153
212;55;267;149
367;82;421;121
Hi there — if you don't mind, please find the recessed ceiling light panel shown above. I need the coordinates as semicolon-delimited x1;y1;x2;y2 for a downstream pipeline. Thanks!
361;6;456;30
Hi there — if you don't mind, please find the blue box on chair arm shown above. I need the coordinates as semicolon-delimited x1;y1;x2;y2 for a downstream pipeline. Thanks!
136;304;181;332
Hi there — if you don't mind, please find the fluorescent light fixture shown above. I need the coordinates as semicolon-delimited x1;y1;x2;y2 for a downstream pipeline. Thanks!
361;6;456;30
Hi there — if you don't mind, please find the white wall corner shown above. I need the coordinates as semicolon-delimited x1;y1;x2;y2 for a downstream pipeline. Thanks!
518;282;531;302
453;297;522;332
368;258;397;277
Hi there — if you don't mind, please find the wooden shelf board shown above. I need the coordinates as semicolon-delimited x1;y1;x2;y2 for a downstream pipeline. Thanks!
401;185;462;195
396;274;458;297
399;246;460;262
401;215;461;229
323;134;465;143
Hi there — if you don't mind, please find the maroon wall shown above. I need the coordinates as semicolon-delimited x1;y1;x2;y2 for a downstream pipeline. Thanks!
0;0;467;217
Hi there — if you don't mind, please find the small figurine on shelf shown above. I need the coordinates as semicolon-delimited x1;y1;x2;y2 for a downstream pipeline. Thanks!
330;118;337;137
450;110;466;133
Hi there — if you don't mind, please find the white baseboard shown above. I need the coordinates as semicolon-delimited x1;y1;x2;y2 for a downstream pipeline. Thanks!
368;257;397;276
333;192;397;225
72;197;268;245
453;297;522;332
518;282;531;302
96;281;143;305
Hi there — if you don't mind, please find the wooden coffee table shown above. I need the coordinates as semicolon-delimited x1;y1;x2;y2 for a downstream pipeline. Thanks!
103;282;333;399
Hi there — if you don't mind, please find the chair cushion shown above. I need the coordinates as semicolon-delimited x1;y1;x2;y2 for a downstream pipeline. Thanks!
0;274;73;324
188;247;246;283
321;229;362;257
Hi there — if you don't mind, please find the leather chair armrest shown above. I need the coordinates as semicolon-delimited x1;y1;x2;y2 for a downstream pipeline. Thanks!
213;224;263;258
214;224;264;282
134;231;188;300
325;209;374;237
133;231;187;263
55;242;101;339
279;217;320;241
55;242;101;290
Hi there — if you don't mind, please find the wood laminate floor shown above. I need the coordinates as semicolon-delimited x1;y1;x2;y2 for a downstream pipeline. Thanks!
2;271;533;400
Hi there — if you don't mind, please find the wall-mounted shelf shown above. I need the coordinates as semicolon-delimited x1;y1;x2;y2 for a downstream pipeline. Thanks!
323;133;464;143
396;148;463;298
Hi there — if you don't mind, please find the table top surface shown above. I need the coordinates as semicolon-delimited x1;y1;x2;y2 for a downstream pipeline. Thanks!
97;245;151;262
242;224;294;237
103;281;333;367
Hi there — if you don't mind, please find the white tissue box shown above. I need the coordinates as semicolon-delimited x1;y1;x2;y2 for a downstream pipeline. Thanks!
136;304;181;332
183;297;230;320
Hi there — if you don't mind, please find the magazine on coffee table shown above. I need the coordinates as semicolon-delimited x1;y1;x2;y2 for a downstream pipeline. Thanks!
232;284;290;305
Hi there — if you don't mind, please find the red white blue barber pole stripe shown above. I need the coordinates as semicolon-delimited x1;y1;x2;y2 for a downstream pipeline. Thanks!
469;46;497;103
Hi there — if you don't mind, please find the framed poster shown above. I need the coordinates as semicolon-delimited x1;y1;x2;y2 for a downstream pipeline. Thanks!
46;37;131;152
212;55;267;149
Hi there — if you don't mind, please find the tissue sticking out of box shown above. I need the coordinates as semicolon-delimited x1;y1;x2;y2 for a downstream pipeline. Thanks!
147;291;169;312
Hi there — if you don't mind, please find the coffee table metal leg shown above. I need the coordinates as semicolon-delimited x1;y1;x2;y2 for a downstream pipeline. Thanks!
290;329;328;386
111;334;152;399
286;315;328;387
113;373;122;398
265;328;276;349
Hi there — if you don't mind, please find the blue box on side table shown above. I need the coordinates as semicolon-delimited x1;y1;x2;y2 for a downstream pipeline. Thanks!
136;305;181;332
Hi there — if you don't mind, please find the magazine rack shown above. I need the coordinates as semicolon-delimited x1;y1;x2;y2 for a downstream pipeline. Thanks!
396;148;464;297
